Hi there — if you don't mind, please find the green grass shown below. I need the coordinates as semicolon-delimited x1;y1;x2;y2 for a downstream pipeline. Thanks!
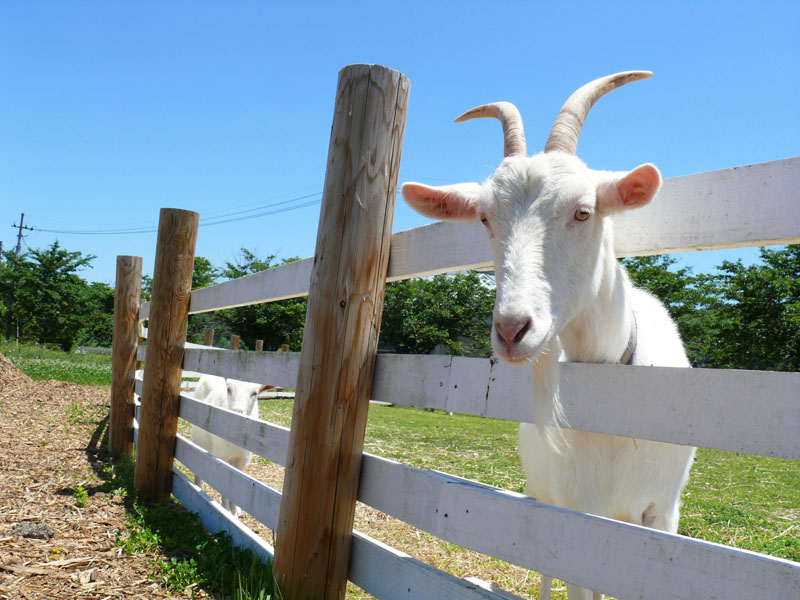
0;344;277;599
101;457;279;599
260;399;800;563
1;340;112;385
681;450;799;560
7;345;795;594
72;484;89;508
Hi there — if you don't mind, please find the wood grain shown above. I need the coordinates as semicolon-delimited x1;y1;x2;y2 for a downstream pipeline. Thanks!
273;63;409;600
134;208;198;503
173;428;520;599
109;255;142;458
174;388;800;599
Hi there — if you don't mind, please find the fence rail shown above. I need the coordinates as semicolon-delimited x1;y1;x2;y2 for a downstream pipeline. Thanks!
138;156;800;320
134;376;524;600
134;374;800;600
116;62;800;600
135;346;800;460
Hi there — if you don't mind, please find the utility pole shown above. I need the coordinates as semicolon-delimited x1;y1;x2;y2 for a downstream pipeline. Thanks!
7;214;34;341
12;213;34;256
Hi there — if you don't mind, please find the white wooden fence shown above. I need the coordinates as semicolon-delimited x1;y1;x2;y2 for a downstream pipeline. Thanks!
127;156;800;599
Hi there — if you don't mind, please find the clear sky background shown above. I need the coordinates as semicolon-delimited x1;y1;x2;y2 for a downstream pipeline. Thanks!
2;1;798;286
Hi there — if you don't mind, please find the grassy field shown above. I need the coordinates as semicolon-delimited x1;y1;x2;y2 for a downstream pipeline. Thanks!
1;341;113;385
261;399;800;564
5;345;798;598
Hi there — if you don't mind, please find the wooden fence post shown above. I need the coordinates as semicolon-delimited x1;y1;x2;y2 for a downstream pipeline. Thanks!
274;64;409;600
255;339;263;352
109;255;143;459
134;208;199;503
204;328;215;347
230;334;240;350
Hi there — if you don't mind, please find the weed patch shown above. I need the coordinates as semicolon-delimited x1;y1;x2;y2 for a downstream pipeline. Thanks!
102;459;278;599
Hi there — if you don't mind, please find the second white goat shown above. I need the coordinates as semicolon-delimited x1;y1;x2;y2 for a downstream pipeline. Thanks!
191;375;273;517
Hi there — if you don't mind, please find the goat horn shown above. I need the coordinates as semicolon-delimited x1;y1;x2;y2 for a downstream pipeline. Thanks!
455;101;527;158
544;71;653;155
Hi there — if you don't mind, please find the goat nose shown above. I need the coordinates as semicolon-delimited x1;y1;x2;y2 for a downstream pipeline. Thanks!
495;316;532;346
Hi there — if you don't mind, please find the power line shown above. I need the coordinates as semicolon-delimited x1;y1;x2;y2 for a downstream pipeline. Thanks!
32;192;322;235
23;175;422;237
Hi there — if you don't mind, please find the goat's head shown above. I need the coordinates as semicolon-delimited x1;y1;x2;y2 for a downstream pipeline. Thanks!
402;72;661;364
225;379;274;416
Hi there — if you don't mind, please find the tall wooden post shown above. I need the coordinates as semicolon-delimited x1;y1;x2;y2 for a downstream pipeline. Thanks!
274;64;409;600
230;334;240;350
134;208;199;503
255;339;264;352
204;328;215;347
109;255;143;458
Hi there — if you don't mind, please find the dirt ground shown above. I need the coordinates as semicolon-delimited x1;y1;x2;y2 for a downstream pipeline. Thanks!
0;355;202;600
0;353;540;599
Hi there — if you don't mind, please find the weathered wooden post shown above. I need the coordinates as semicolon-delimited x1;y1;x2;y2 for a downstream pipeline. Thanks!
204;327;215;347
134;208;199;503
230;334;240;350
281;343;289;353
255;339;264;352
274;64;409;600
109;255;143;458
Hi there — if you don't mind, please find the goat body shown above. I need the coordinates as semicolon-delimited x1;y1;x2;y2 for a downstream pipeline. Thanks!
402;72;696;600
191;375;272;517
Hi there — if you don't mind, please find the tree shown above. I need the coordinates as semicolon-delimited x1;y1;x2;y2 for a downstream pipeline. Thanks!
622;249;800;371
379;272;495;356
185;256;221;343
191;256;220;289
707;246;800;371
206;249;307;351
74;282;115;347
621;255;717;367
0;242;98;350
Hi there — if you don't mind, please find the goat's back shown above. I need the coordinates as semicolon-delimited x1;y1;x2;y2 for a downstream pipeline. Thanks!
190;375;254;467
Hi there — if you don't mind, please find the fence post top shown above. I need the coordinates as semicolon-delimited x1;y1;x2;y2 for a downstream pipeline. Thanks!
158;207;200;218
339;63;408;78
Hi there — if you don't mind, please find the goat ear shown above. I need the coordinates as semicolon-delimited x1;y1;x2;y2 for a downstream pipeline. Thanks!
401;182;482;222
596;163;662;214
259;384;275;393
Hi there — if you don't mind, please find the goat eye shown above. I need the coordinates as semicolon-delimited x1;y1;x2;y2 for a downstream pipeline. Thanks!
574;207;592;222
480;216;489;226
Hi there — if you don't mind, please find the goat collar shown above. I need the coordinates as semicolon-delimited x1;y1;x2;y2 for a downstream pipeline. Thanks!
619;312;638;366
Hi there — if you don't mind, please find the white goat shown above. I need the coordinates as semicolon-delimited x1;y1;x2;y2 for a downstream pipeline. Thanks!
402;72;696;600
191;375;273;517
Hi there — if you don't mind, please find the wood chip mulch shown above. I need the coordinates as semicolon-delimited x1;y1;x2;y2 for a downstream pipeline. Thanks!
0;354;198;600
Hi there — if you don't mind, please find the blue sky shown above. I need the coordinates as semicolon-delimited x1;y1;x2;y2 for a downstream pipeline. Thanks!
1;1;798;285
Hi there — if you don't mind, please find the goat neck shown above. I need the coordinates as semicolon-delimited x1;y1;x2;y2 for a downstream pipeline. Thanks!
559;231;634;364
